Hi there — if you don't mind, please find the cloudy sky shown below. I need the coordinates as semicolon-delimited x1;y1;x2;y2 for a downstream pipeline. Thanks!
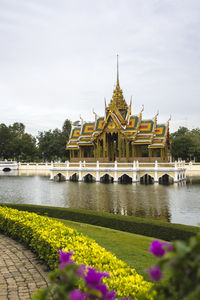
0;0;200;136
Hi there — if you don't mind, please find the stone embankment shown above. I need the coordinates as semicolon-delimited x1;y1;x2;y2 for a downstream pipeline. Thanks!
185;162;200;176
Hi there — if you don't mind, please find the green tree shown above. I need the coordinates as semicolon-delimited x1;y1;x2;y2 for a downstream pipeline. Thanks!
171;126;200;161
0;123;11;159
171;135;195;161
170;126;189;139
62;119;71;138
37;119;71;161
20;133;38;161
0;123;37;161
9;122;25;137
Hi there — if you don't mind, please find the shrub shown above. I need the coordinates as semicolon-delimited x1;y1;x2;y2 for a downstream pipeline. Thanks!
0;206;152;299
1;203;199;241
148;236;200;299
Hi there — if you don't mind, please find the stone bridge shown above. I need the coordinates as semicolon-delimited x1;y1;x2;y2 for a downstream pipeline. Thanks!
50;160;186;184
0;161;18;172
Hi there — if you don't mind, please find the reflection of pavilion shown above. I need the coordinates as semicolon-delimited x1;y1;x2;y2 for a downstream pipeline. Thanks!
67;57;170;162
67;182;171;222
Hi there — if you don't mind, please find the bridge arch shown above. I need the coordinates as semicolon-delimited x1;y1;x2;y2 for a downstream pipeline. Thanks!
3;167;11;172
54;172;66;182
83;173;96;183
100;173;114;183
140;173;154;184
118;174;132;184
69;172;79;182
158;173;174;184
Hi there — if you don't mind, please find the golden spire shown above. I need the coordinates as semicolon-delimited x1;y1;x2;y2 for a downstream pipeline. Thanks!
117;54;119;87
106;56;128;123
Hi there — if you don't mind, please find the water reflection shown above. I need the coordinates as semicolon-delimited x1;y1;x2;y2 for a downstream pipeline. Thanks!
0;170;50;177
0;172;200;226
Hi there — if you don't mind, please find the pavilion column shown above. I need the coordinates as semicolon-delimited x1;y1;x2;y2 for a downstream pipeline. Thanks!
97;139;100;159
149;148;152;160
161;148;164;161
103;134;106;160
122;138;124;158
69;150;71;161
132;144;135;160
107;134;109;159
126;140;129;161
118;133;121;161
112;135;114;161
124;139;126;157
165;147;168;161
138;146;142;157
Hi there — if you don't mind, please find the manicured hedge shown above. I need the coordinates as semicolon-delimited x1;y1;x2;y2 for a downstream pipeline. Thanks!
0;206;152;299
1;203;199;241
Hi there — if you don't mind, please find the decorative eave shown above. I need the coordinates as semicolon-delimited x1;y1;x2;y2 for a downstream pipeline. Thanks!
125;97;132;123
151;111;159;144
66;145;79;149
148;117;171;149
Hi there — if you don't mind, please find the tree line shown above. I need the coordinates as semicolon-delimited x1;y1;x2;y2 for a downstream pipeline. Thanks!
171;126;200;161
0;120;71;162
0;121;200;162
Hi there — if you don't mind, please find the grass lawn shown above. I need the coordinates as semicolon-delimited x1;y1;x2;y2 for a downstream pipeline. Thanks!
53;218;162;280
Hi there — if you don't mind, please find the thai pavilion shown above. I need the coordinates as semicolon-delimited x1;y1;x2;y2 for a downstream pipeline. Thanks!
66;62;170;162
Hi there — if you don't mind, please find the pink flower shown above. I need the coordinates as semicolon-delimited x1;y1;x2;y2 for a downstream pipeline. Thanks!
69;289;87;300
149;240;168;257
164;243;173;252
58;250;75;269
85;267;110;288
148;266;162;281
96;284;116;300
76;264;86;278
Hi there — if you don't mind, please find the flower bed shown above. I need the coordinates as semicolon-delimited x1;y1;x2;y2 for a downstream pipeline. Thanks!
0;206;152;299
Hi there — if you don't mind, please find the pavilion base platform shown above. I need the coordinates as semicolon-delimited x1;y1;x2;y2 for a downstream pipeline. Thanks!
50;160;186;184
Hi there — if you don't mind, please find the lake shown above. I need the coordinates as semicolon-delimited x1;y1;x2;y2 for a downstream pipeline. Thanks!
0;170;200;227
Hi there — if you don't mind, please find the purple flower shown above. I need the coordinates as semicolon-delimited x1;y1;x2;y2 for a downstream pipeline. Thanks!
76;264;86;278
148;266;162;281
69;289;87;300
58;250;75;269
163;243;173;252
96;284;116;300
149;241;166;257
85;267;110;288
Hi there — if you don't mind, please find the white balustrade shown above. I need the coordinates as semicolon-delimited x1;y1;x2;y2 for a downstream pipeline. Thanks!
50;160;186;184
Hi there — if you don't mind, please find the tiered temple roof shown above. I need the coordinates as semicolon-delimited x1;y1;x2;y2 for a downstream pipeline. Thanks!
67;57;170;161
67;111;170;150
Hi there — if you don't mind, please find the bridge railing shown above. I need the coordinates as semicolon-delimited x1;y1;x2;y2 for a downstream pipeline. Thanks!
0;161;17;165
52;160;185;169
